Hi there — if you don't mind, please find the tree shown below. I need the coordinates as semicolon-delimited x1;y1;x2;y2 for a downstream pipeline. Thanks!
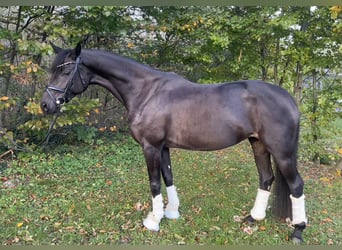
0;6;340;162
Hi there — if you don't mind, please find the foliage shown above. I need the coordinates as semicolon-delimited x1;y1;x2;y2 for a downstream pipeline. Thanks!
0;6;341;162
0;6;341;246
19;97;100;143
0;96;17;150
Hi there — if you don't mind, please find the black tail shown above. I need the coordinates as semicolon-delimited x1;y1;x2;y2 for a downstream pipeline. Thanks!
272;160;292;220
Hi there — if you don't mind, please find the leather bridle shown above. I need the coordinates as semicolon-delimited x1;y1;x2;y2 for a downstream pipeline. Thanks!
46;57;86;106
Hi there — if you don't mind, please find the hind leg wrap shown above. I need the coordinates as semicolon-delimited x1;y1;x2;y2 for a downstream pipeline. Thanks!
250;188;271;221
290;194;307;225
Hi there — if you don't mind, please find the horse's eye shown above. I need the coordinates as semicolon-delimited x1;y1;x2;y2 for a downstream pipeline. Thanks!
63;69;72;75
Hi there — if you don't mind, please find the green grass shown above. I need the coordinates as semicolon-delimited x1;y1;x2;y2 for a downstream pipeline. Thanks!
0;133;341;245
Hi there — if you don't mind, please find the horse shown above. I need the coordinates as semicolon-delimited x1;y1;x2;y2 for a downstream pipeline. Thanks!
41;43;307;243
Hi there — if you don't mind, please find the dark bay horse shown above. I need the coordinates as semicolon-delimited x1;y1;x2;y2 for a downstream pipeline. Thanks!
41;43;307;243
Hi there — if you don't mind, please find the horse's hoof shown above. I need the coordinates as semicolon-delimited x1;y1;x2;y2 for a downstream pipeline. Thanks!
143;218;160;231
164;209;180;219
291;222;305;244
292;236;303;245
143;213;160;231
244;215;256;225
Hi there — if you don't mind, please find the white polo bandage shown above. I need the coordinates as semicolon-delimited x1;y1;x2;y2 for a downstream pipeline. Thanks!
165;185;180;219
290;194;307;225
250;188;271;221
143;194;164;231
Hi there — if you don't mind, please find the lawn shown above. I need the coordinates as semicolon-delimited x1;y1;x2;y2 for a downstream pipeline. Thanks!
0;133;341;245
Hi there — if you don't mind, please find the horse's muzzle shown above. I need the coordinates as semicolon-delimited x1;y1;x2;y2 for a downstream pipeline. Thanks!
41;92;60;114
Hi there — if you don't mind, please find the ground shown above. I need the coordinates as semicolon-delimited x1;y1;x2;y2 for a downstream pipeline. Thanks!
0;133;341;245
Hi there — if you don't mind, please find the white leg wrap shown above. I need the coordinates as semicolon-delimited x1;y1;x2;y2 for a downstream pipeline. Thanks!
290;194;307;225
165;185;180;219
250;188;271;221
143;194;164;231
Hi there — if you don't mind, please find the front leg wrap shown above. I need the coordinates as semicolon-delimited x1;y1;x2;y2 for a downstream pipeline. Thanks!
143;194;164;231
165;185;180;219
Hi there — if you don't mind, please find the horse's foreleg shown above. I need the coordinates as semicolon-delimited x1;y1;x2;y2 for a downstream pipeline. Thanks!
142;144;164;231
161;147;180;219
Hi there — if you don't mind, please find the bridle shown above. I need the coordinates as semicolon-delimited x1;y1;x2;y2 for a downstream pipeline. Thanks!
46;57;87;106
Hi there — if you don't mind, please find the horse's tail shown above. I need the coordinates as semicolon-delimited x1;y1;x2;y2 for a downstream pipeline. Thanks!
272;160;292;220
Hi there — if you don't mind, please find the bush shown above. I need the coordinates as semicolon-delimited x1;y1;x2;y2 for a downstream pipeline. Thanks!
2;96;101;146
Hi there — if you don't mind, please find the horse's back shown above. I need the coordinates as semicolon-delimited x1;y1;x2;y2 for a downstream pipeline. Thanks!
130;79;299;151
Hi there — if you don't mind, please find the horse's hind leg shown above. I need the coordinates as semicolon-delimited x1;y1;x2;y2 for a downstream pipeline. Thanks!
161;147;180;219
246;138;274;223
273;153;307;243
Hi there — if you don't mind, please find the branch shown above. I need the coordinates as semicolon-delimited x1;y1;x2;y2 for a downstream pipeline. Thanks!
0;127;30;153
0;149;13;159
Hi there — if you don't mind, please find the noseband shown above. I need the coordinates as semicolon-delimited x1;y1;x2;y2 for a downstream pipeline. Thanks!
46;57;86;106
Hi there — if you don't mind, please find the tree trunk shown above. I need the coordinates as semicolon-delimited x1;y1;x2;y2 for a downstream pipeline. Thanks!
294;61;303;104
273;37;280;86
311;70;320;163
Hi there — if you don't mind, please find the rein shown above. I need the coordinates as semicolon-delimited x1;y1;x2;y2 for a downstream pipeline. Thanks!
46;57;86;106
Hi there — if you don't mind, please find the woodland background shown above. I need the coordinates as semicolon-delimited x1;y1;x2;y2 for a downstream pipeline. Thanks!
0;6;341;163
0;6;341;246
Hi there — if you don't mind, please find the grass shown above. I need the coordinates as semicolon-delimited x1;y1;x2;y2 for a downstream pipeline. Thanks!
0;132;341;245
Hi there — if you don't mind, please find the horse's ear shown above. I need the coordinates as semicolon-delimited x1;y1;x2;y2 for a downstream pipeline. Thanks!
73;42;82;58
50;42;63;54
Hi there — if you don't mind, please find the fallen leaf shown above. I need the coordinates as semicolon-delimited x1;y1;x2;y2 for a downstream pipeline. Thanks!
233;215;242;222
134;202;143;211
0;96;9;101
99;127;106;132
54;222;62;228
243;226;254;235
3;179;17;189
336;169;341;177
320;177;330;183
17;222;24;228
210;226;221;231
68;203;76;215
321;217;333;223
24;235;33;242
64;226;75;232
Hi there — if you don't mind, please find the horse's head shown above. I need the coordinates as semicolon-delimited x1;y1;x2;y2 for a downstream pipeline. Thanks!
41;43;89;114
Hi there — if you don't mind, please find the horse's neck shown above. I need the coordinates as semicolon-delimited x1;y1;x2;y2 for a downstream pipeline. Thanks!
84;50;159;111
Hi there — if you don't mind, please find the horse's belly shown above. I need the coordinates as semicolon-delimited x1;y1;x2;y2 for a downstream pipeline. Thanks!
166;125;247;151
